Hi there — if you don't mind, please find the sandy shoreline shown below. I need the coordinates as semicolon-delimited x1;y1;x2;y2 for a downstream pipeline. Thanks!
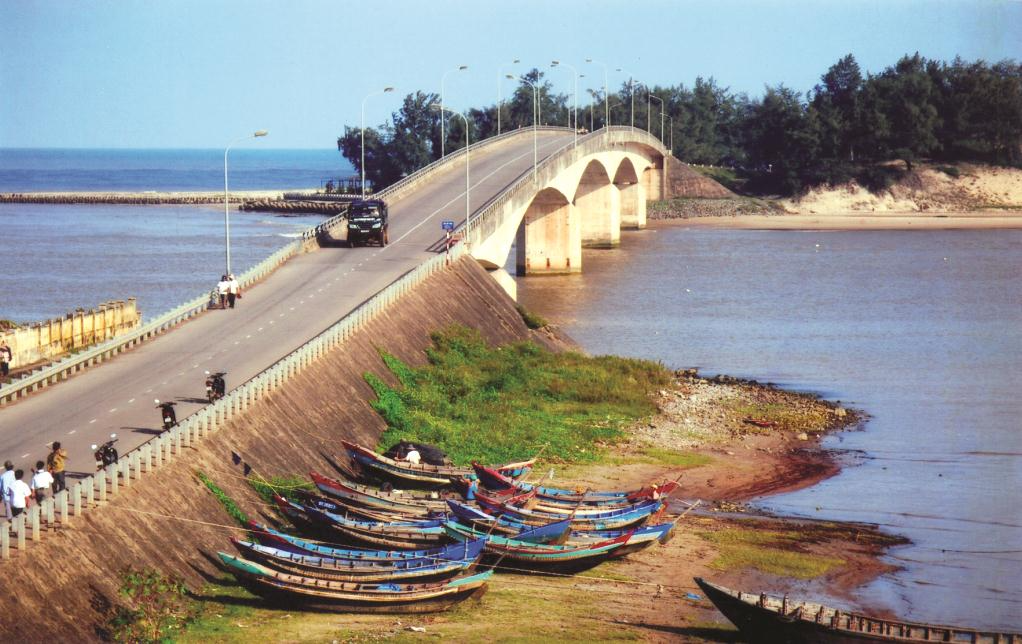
656;211;1022;230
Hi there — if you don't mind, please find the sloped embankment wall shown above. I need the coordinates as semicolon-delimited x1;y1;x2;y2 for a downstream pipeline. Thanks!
0;258;563;641
666;158;734;198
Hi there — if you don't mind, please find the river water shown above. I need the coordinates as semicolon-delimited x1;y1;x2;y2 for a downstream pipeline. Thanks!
516;224;1022;631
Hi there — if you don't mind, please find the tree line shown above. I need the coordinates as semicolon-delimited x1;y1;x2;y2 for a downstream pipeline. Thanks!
339;54;1022;196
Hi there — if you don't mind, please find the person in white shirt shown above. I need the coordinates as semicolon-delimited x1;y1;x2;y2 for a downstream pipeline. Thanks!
0;460;15;518
8;469;31;518
227;274;241;309
31;461;54;503
216;275;230;309
404;448;421;465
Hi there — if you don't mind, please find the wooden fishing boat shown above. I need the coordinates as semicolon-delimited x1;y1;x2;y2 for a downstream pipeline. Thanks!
443;521;632;572
343;440;534;487
694;578;1021;643
276;495;449;549
248;521;475;562
231;538;481;583
471;463;681;505
473;488;662;531
218;552;491;613
445;500;573;544
311;471;450;516
294;488;444;524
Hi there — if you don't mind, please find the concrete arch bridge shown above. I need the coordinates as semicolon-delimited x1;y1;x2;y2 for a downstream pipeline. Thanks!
459;126;669;285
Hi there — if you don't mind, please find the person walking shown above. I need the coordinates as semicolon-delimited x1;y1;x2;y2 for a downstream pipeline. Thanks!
0;460;15;519
0;339;12;379
8;469;31;518
216;275;230;309
227;273;241;309
46;442;67;493
31;461;53;504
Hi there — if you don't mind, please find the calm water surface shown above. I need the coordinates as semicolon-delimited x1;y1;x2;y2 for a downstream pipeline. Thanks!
0;203;325;322
516;225;1022;631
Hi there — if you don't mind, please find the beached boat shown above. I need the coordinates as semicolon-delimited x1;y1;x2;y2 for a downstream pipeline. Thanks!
230;537;481;583
343;440;534;487
694;578;1021;643
218;552;491;613
443;521;632;572
473;488;662;530
275;495;449;549
248;521;473;562
311;471;450;516
471;463;681;506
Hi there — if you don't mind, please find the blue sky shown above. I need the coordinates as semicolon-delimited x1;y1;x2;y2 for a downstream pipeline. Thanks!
1;0;1019;149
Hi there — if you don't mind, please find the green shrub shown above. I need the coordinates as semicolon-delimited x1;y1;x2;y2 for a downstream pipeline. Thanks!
106;567;196;643
515;304;548;329
363;325;672;465
247;475;314;505
936;164;961;178
196;471;248;526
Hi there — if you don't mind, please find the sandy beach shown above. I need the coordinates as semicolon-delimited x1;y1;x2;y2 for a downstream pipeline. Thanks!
658;211;1022;230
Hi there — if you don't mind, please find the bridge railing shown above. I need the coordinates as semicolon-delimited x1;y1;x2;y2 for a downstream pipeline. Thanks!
0;127;569;407
0;241;469;558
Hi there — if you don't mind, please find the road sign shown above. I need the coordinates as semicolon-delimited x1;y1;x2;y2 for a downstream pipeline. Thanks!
441;220;455;231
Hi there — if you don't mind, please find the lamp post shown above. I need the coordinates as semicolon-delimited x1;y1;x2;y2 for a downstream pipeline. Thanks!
496;59;519;136
431;104;471;243
508;75;538;180
224;130;267;275
586;88;598;131
585;58;610;128
668;115;674;154
361;87;394;200
649;94;665;143
441;65;468;157
551;60;578;147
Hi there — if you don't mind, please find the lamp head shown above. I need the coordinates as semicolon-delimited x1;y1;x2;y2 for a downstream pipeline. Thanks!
458;65;468;70
551;60;559;65
253;130;268;137
506;74;515;80
585;58;593;63
383;87;394;93
512;58;520;63
430;103;443;113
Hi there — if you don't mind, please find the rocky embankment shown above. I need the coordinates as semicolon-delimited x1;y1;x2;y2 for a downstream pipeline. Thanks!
649;196;783;219
1;192;348;215
239;199;346;215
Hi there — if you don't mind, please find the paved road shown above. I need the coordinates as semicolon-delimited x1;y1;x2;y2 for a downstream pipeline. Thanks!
0;131;574;477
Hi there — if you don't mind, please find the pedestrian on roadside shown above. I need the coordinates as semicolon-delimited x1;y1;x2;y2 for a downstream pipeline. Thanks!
31;461;53;503
46;442;68;493
217;275;230;309
0;460;15;519
8;469;31;518
0;339;12;378
227;273;241;309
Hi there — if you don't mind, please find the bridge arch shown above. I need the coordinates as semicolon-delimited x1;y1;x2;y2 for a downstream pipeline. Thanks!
573;160;620;248
515;187;579;275
613;158;645;229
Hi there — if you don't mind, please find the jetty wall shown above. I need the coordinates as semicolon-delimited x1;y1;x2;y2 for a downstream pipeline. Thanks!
0;258;566;641
1;299;140;374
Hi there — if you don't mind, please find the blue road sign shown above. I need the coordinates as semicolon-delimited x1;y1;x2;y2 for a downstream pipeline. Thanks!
441;220;455;231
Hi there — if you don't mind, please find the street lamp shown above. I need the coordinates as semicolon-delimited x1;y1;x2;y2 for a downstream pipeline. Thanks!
668;115;674;154
649;94;665;143
617;67;639;129
361;87;394;200
441;65;468;157
551;60;578;148
497;59;519;136
585;58;610;127
431;104;471;243
508;75;538;180
586;88;599;131
224;130;267;275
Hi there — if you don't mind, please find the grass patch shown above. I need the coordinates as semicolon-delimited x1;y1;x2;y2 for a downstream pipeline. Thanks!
935;164;961;178
247;474;314;505
515;303;548;329
697;527;844;579
197;471;249;526
691;165;747;192
639;447;713;469
365;325;672;466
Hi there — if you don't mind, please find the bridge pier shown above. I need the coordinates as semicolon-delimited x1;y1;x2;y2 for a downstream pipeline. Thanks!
614;158;646;229
515;188;581;276
577;161;620;248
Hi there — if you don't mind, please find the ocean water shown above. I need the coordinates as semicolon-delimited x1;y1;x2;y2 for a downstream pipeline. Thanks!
516;226;1022;631
0;203;325;323
0;148;353;192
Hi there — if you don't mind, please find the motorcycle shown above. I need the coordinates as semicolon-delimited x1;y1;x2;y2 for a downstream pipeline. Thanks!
155;399;177;430
91;434;119;470
204;370;226;402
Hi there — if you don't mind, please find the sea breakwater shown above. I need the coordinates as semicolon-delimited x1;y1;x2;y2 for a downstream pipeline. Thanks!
0;192;346;214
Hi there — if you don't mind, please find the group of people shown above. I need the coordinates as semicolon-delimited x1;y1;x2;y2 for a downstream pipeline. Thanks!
0;339;11;378
216;274;242;309
0;442;67;521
